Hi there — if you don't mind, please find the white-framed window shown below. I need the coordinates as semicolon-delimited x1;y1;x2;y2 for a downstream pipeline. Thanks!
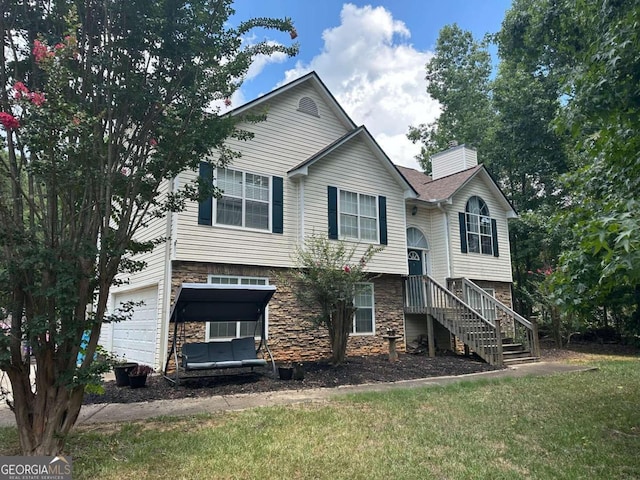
465;196;493;255
206;275;268;340
339;189;378;242
352;283;375;334
216;168;270;230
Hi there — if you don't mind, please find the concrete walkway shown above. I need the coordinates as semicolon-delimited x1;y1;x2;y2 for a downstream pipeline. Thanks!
0;362;596;428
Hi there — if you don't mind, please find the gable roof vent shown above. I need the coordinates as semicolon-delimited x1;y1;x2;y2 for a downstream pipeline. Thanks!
298;96;319;117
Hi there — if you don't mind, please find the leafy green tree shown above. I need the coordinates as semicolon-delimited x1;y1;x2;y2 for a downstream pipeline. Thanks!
409;20;570;327
509;0;640;336
289;235;383;365
407;24;494;172
497;0;640;340
0;0;297;455
491;14;571;323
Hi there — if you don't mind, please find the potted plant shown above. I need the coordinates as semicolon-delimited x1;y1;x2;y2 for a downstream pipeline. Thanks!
292;362;305;381
278;362;293;380
113;361;138;387
128;364;154;388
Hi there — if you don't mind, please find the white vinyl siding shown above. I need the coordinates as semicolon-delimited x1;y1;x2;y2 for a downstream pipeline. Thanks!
206;276;268;340
352;283;374;334
339;190;378;242
431;145;478;180
449;177;513;282
407;206;449;284
174;89;408;274
302;137;408;275
104;180;171;369
174;81;351;268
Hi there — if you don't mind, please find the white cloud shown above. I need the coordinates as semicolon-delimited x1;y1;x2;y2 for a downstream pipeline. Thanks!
244;47;290;82
279;4;440;170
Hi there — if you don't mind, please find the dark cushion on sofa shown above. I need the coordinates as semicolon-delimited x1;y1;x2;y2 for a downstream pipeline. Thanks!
182;338;268;370
182;342;209;365
207;341;235;362
232;337;268;366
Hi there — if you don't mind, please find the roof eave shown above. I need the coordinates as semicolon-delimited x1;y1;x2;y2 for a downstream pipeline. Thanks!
287;127;418;199
230;71;356;131
357;128;418;198
449;166;518;217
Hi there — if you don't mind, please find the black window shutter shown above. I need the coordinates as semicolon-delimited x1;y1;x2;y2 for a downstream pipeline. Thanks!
458;212;468;253
272;176;284;234
491;218;499;257
328;186;338;239
198;162;213;225
378;196;388;245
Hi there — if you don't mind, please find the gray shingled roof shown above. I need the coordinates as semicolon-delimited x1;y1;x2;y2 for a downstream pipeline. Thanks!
396;164;483;202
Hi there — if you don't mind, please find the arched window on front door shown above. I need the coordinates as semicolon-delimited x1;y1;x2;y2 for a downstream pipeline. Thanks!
407;227;429;250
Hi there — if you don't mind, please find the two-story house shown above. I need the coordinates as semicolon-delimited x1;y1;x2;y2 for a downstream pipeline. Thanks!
100;72;539;372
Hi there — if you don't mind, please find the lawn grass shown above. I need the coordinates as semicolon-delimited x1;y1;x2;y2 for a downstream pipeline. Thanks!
1;357;638;479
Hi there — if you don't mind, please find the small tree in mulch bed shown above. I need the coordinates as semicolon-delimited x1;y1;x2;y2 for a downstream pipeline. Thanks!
289;235;383;365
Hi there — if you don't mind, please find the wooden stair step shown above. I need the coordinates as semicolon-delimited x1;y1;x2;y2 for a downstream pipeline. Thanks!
502;349;531;356
501;342;525;352
503;356;540;365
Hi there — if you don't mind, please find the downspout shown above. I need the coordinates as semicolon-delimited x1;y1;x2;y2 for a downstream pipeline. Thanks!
437;201;452;280
160;177;176;372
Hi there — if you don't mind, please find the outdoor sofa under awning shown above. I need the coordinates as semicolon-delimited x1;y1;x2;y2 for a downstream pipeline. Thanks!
164;283;277;383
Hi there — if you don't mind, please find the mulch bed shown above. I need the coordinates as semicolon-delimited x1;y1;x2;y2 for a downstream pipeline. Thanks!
83;340;640;405
83;352;499;405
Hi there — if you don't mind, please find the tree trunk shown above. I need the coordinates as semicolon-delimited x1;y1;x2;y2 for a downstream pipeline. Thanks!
7;365;85;455
550;306;563;347
633;284;640;333
328;301;355;365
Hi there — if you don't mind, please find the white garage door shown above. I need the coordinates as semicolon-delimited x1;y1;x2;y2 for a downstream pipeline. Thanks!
111;287;158;366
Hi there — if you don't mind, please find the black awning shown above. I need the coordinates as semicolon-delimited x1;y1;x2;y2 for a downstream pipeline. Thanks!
169;283;276;323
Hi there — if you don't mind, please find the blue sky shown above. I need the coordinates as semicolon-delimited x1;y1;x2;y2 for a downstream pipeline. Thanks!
227;1;512;169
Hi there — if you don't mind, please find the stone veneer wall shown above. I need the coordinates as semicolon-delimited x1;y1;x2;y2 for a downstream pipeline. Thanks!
168;261;406;364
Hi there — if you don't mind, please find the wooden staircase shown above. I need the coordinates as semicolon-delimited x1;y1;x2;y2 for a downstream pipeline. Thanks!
404;275;540;366
500;337;539;365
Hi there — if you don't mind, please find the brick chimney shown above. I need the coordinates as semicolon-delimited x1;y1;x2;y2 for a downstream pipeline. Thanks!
431;144;478;180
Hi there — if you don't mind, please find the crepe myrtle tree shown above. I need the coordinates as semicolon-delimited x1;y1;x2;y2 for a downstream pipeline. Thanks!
290;235;383;365
0;0;297;455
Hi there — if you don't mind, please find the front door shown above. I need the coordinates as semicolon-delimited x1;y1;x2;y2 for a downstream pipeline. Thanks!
407;249;425;307
408;249;423;276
